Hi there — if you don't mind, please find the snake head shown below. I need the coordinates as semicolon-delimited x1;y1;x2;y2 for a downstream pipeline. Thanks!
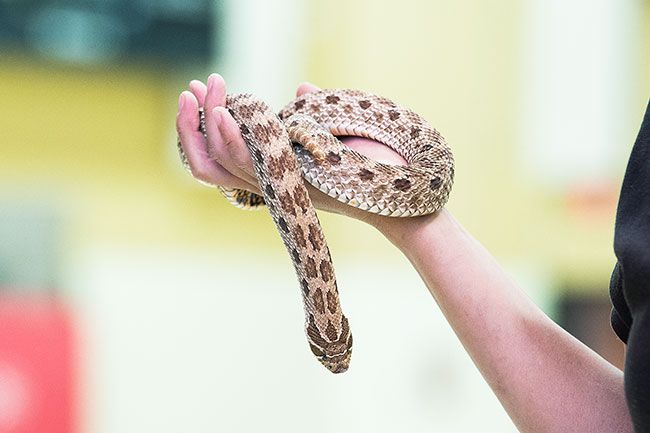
306;314;353;374
308;333;353;374
319;350;352;374
310;341;352;374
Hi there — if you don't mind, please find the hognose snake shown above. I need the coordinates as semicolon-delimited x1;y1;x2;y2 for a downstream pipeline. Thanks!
178;89;454;373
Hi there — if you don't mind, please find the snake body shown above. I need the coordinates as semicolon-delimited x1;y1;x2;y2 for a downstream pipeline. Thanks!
179;89;454;373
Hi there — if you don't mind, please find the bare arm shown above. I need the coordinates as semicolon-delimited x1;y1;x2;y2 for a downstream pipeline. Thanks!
374;210;632;433
176;75;633;433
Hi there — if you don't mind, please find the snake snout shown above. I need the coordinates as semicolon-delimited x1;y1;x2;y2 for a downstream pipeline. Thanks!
319;350;352;374
322;360;349;374
330;363;349;374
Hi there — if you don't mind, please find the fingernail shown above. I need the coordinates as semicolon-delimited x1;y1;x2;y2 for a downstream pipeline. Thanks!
178;92;185;110
211;72;222;89
207;75;214;93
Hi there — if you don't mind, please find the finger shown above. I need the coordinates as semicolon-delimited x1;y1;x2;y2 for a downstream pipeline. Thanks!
205;106;259;186
176;91;255;190
296;81;321;97
204;73;227;114
200;74;239;181
216;107;258;179
189;80;207;107
176;90;204;141
200;74;258;187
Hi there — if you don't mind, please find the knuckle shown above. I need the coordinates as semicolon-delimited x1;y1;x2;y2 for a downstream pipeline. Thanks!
223;138;252;171
207;145;228;167
230;147;252;172
187;160;218;184
190;163;240;190
190;166;214;184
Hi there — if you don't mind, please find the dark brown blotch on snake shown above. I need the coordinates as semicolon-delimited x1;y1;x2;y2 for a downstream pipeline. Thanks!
358;168;375;181
305;256;318;279
320;259;333;283
307;224;323;250
327;151;342;165
325;95;340;104
393;178;412;192
278;217;289;233
313;288;326;314
293;225;307;248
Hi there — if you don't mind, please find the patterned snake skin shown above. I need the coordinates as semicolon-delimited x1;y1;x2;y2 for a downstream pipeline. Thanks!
178;89;454;373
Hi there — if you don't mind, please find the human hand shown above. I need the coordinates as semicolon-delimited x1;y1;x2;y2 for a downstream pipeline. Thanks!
175;73;434;235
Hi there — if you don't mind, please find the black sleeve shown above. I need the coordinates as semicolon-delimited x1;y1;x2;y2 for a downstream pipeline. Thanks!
609;99;650;432
609;262;632;343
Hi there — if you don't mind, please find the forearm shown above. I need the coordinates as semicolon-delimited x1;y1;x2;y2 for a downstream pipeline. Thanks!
375;210;632;433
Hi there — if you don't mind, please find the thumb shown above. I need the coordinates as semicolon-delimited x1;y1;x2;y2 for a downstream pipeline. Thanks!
296;81;321;97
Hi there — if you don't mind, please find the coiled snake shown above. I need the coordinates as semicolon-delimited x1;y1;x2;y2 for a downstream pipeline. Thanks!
178;89;454;373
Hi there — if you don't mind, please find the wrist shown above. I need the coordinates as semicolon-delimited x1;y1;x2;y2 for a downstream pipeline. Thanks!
372;208;456;252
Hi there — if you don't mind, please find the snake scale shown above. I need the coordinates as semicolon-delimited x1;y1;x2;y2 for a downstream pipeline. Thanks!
178;89;454;373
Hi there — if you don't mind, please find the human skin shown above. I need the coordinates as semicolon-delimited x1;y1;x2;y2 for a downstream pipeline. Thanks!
176;74;633;433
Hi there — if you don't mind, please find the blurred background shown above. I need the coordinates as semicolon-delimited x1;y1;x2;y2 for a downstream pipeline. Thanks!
0;0;648;432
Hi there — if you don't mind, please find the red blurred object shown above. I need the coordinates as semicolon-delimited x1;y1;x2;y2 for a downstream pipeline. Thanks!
0;296;76;433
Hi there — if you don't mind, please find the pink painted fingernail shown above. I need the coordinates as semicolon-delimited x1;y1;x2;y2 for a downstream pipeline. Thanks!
178;92;185;110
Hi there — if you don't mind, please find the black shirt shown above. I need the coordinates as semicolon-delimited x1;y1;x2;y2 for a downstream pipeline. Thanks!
610;99;650;432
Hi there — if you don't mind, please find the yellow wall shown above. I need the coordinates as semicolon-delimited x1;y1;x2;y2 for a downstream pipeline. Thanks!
0;0;648;293
0;54;283;252
307;0;649;290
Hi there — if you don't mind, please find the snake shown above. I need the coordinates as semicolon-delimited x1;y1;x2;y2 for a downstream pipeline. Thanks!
177;89;454;373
